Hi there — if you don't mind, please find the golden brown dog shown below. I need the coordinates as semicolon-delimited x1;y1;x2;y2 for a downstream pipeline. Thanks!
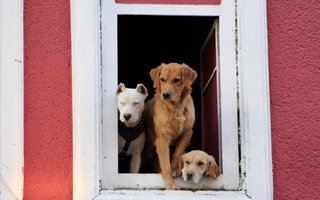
177;150;221;183
143;62;197;189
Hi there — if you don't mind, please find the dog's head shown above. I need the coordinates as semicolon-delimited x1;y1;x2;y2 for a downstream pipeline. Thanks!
177;150;221;184
150;63;197;103
116;83;148;127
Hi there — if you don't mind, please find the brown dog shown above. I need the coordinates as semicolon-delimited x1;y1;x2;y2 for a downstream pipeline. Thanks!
177;150;221;183
143;62;197;189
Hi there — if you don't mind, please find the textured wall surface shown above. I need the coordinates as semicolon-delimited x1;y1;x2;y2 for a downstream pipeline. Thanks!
268;0;320;199
24;1;72;199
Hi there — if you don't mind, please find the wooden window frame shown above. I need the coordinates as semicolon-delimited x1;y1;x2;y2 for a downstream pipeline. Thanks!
71;0;273;199
0;1;24;200
101;2;238;190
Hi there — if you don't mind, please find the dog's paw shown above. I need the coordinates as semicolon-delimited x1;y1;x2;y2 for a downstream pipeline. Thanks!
165;182;177;190
170;157;179;176
171;169;180;177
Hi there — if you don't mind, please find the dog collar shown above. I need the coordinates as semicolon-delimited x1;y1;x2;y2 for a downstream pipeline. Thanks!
118;117;145;159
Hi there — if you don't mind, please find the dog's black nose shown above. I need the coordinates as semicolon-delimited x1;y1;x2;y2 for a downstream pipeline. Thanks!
187;173;193;180
123;113;131;121
162;92;170;100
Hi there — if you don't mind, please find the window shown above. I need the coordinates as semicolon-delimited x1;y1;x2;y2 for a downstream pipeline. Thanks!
0;1;24;199
101;2;238;190
72;0;273;199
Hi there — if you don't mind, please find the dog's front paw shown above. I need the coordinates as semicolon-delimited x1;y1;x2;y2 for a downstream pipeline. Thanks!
171;157;179;176
171;169;180;177
165;181;177;190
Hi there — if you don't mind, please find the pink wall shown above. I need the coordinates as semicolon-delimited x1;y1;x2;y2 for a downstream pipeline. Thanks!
22;0;320;199
268;0;320;199
24;1;72;199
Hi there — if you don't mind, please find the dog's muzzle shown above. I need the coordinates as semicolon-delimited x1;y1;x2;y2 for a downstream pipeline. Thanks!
162;92;171;100
123;113;131;121
186;172;193;181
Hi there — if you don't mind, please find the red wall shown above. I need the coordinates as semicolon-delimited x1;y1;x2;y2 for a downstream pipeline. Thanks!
24;1;72;199
268;0;320;199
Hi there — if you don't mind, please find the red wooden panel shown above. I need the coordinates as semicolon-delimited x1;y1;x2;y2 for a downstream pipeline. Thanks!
116;0;221;5
201;25;220;163
201;29;216;89
202;73;219;163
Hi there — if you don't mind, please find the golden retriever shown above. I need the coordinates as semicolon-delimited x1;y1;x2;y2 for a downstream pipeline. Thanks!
177;150;221;183
143;62;197;189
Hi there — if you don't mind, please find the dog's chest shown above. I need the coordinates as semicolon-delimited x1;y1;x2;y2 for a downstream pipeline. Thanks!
166;110;187;138
118;118;145;156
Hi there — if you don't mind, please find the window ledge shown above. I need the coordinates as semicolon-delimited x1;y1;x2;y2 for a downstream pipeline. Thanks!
95;190;250;200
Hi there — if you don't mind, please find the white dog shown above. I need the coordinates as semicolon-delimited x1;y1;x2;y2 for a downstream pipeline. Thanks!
116;83;148;173
178;150;221;183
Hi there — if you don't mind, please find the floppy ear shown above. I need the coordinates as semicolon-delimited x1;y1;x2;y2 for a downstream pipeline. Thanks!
150;64;164;88
116;83;126;96
181;63;198;88
136;83;148;98
207;155;221;179
176;154;185;177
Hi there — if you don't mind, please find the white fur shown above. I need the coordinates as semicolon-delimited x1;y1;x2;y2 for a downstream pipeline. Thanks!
117;86;146;127
116;83;148;173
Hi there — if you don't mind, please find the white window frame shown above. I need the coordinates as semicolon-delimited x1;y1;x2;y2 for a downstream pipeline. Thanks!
0;1;24;200
72;0;273;199
101;1;238;190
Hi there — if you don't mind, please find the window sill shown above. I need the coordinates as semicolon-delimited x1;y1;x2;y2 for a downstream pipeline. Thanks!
95;190;250;200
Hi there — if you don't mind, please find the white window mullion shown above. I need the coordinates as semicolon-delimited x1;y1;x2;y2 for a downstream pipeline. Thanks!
237;0;273;199
71;0;101;199
218;0;239;189
0;1;24;199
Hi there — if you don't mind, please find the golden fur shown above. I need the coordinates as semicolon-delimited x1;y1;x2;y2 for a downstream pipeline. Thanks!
143;62;197;189
177;150;221;183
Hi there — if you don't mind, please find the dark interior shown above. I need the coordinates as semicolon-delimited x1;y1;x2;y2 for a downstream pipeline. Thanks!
117;15;216;172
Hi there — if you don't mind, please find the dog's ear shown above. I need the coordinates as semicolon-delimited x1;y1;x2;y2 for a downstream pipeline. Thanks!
181;63;197;88
207;155;221;179
150;64;164;88
116;83;126;96
136;84;148;98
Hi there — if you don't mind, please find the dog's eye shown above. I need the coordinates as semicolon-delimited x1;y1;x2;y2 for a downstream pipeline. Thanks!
173;78;180;83
185;160;190;165
197;161;204;166
160;77;165;82
133;102;139;106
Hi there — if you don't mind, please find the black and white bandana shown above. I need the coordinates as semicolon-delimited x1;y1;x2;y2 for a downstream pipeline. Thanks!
118;117;145;160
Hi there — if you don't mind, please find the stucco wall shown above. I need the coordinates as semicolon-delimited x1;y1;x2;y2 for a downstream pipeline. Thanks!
24;1;72;199
268;0;320;199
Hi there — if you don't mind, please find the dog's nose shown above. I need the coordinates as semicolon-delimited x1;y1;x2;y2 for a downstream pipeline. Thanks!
123;113;131;121
187;173;193;180
162;92;171;100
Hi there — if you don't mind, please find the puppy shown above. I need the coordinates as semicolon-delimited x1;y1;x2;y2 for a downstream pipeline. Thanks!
143;63;197;189
178;150;221;183
116;83;148;173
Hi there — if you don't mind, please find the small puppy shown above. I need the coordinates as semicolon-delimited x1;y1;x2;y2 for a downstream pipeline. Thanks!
116;83;148;173
178;150;221;183
143;63;197;189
